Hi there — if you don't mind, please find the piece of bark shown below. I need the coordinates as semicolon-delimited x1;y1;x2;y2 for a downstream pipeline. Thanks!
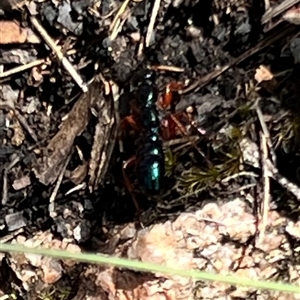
33;85;95;185
88;80;116;191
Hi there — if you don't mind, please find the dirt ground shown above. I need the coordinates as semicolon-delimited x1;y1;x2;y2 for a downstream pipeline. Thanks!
1;0;300;299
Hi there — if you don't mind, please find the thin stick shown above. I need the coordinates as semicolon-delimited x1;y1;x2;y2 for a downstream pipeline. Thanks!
181;24;296;94
257;133;270;245
0;228;24;244
2;155;20;205
110;14;128;41
30;16;88;93
1;97;38;143
261;0;300;24
65;182;86;195
145;0;161;47
264;0;270;11
0;59;45;79
122;158;141;215
163;135;199;147
180;65;229;94
151;65;185;73
221;171;259;183
49;154;72;218
266;159;300;202
14;110;38;143
255;101;277;165
109;0;131;36
1;170;8;206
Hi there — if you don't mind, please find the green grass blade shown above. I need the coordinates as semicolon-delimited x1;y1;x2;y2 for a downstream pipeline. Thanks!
0;242;299;294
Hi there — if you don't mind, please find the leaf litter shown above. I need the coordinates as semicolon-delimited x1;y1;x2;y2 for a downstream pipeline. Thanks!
1;0;300;299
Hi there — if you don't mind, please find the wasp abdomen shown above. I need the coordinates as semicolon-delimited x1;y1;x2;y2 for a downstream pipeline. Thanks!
134;69;165;194
136;134;165;194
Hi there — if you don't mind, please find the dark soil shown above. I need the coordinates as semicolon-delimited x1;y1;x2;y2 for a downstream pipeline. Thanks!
1;0;300;299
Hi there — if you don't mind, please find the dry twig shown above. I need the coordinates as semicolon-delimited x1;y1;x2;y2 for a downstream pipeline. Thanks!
257;133;271;245
151;65;185;72
262;0;300;24
0;59;45;79
88;78;117;192
255;101;276;165
29;16;88;92
145;0;161;47
49;154;72;219
267;160;300;202
0;96;38;142
109;0;131;40
264;0;270;11
181;24;297;94
14;110;38;143
65;182;86;196
1;170;8;206
2;155;21;205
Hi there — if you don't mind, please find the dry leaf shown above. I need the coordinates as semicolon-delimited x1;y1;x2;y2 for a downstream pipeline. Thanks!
33;86;92;185
254;65;274;83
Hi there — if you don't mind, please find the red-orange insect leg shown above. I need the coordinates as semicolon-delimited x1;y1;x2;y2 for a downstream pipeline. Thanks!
122;157;141;214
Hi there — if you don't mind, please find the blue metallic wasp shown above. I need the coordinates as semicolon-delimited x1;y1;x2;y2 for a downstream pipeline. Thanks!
121;68;165;197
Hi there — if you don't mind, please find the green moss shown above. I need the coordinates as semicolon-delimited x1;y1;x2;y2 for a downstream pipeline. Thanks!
37;287;71;300
164;146;179;178
176;137;242;193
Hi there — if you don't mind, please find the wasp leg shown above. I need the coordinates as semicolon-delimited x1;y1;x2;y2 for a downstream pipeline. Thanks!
158;81;185;109
120;115;140;132
161;111;190;140
122;156;141;214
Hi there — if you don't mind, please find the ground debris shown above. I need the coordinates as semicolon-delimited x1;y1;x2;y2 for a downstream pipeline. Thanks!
32;84;94;186
254;65;274;83
0;0;25;11
12;175;31;190
290;37;300;63
0;85;18;107
5;212;27;231
71;198;299;300
283;6;300;25
0;48;38;65
0;21;40;44
57;1;83;35
7;231;81;293
88;78;117;191
1;0;300;299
